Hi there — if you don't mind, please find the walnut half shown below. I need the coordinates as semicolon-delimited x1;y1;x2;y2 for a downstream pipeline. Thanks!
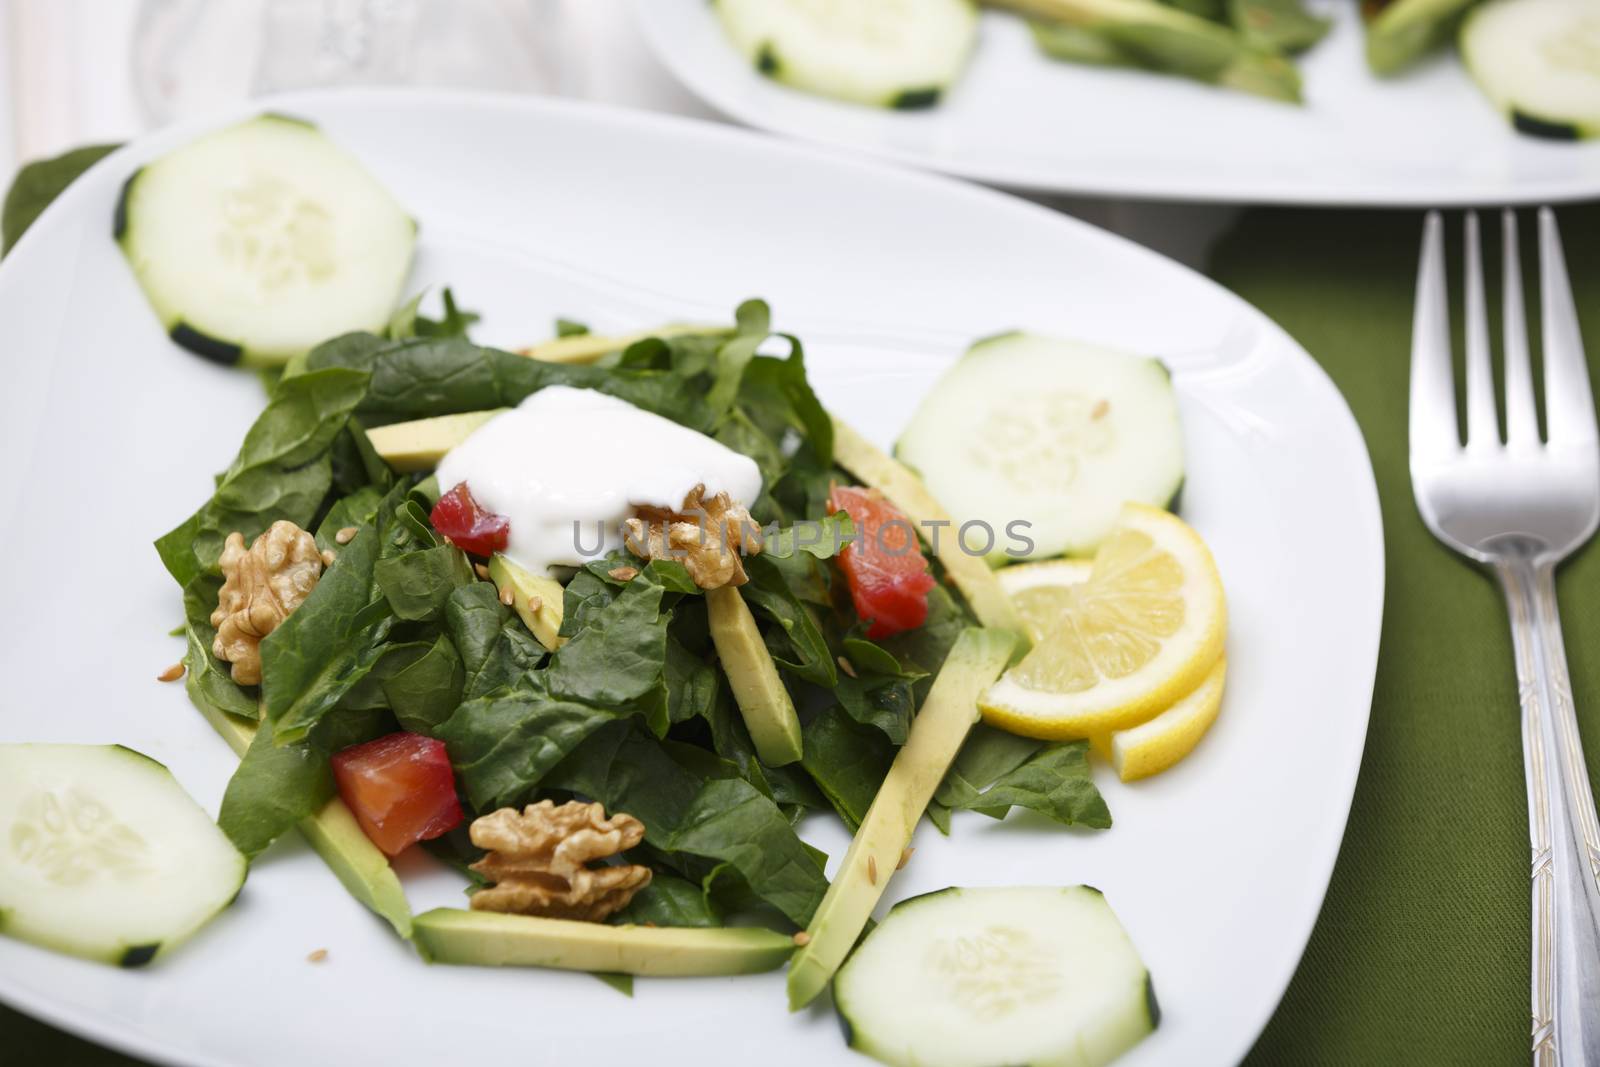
210;520;324;685
468;800;652;922
623;484;762;590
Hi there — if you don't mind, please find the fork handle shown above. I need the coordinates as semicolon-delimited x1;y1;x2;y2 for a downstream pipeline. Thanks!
1497;557;1600;1066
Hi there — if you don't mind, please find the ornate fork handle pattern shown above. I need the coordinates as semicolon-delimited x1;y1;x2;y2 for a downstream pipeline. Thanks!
1497;554;1600;1065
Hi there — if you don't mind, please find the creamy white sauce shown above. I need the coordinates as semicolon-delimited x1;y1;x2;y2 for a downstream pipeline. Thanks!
435;385;763;576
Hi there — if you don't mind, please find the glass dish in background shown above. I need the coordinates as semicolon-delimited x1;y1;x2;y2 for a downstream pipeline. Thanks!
131;0;565;125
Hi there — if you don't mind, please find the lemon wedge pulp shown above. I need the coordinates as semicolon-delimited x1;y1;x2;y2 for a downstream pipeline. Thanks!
981;504;1226;740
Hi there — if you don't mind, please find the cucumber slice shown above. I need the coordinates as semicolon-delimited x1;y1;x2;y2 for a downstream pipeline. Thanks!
895;332;1184;559
117;115;415;366
1461;0;1600;140
835;886;1157;1067
0;744;246;966
714;0;978;109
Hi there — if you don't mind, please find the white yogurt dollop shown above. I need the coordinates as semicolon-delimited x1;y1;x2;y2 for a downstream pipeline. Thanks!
435;385;763;576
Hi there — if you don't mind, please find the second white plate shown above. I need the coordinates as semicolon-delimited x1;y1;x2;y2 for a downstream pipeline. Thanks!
633;0;1600;205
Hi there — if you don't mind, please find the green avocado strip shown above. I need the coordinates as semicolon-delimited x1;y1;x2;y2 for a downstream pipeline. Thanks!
185;682;413;940
413;908;795;975
786;627;1018;1009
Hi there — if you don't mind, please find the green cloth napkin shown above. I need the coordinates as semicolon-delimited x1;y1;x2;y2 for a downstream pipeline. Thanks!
5;146;1600;1064
1223;204;1600;1066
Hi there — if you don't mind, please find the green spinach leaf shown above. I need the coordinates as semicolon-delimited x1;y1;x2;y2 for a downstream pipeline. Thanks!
384;634;465;733
156;367;370;586
741;555;835;687
614;873;723;928
551;722;827;927
2;143;118;254
445;583;546;700
374;545;474;621
259;490;398;744
952;740;1111;828
217;707;386;857
802;706;894;832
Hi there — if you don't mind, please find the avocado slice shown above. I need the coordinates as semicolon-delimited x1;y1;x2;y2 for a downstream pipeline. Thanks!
524;323;730;366
786;627;1018;1009
488;554;566;651
412;908;796;975
707;585;804;766
188;690;413;939
832;419;1026;643
1362;0;1475;75
365;409;505;473
1000;0;1303;102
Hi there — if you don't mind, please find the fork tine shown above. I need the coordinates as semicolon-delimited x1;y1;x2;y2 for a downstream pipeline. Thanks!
1463;212;1499;450
1411;211;1459;461
1538;207;1598;447
1502;210;1539;450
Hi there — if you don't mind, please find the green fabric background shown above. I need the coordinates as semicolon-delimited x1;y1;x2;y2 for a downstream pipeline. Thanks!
1225;206;1600;1066
6;178;1600;1063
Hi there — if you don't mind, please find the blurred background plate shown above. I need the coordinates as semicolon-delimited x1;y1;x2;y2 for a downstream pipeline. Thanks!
632;0;1600;205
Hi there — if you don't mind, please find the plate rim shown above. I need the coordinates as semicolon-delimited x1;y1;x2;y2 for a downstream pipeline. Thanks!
0;86;1386;1067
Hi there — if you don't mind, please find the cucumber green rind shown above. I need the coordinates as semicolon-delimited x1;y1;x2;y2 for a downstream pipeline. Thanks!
1512;112;1583;140
170;323;245;367
111;168;139;242
891;88;944;109
183;672;414;940
412;908;796;975
119;943;161;968
786;627;1017;1010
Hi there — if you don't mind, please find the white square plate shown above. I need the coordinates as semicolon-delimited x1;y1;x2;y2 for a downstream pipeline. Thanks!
0;90;1382;1067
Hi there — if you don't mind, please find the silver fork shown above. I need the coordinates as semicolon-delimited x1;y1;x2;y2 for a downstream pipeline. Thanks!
1410;208;1600;1065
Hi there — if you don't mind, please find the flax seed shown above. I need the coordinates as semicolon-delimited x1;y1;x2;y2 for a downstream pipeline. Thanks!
792;931;812;946
335;526;358;545
836;655;857;679
157;663;186;683
307;949;328;963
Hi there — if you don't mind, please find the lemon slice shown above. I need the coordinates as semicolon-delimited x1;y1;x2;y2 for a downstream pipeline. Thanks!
1091;657;1227;781
981;503;1226;739
999;558;1094;643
